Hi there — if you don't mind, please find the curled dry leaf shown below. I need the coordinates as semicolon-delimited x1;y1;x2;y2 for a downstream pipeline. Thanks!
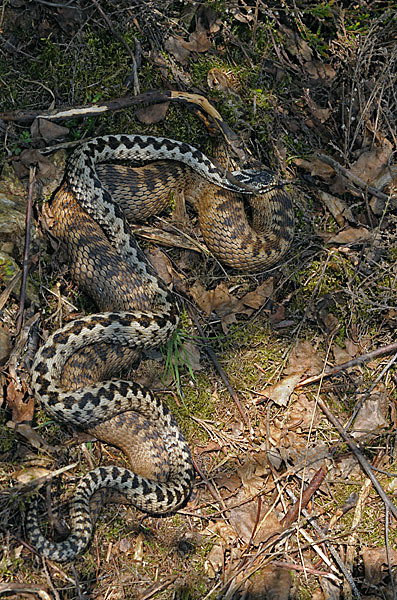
204;544;223;577
6;380;34;423
0;325;11;365
191;280;273;333
12;467;52;483
281;25;313;62
31;118;69;142
237;457;266;495
304;60;336;84
249;565;292;600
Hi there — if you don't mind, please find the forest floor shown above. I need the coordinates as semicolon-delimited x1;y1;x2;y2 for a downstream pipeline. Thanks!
0;1;396;599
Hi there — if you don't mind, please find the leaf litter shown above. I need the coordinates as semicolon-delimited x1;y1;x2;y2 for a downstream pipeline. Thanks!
0;1;396;599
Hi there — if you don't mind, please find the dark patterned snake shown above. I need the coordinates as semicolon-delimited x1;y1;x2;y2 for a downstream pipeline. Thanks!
26;134;294;561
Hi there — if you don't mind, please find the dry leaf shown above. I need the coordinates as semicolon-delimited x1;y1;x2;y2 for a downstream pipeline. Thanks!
262;374;302;407
351;385;388;439
12;466;52;483
227;489;281;545
362;547;397;585
133;533;145;562
180;340;202;372
204;544;223;577
0;324;11;365
240;279;273;309
295;156;335;180
319;191;354;226
6;380;34;423
328;227;371;245
118;537;132;553
285;340;324;376
304;90;331;123
281;25;313;61
146;247;173;284
135;102;169;124
31;118;69;142
304;60;336;83
237;457;265;495
249;566;291;600
349;137;393;186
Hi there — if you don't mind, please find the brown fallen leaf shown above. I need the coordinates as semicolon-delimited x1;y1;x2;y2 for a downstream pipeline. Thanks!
191;280;273;333
362;547;397;585
240;279;273;310
349;136;393;186
304;89;331;123
135;102;169;124
328;227;372;245
295;156;335;180
249;566;291;600
6;380;34;423
319;191;354;227
204;544;223;578
31;118;69;142
261;374;302;407
351;384;388;440
281;25;313;62
146;247;174;285
304;60;336;84
227;489;281;545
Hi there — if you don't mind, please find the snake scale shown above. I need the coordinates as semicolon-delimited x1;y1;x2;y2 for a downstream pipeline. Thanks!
26;134;294;561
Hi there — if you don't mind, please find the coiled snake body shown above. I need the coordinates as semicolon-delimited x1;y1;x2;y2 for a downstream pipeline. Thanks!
27;134;294;561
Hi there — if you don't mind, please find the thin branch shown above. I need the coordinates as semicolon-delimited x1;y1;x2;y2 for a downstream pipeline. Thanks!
316;395;397;520
16;165;36;335
317;152;397;205
187;305;251;430
296;341;397;388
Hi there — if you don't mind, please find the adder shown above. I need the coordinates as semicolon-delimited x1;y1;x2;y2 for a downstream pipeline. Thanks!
26;134;294;561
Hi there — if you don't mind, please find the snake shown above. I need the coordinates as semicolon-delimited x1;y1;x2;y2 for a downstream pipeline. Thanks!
26;134;294;561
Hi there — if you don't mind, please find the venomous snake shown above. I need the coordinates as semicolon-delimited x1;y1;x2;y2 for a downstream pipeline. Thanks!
26;134;294;561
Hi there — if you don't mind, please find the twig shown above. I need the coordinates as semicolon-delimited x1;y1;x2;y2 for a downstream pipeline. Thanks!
281;465;327;528
296;341;397;388
316;152;397;205
343;452;383;600
138;576;178;600
346;350;397;429
285;489;361;600
16;165;36;335
315;395;397;520
187;305;251;429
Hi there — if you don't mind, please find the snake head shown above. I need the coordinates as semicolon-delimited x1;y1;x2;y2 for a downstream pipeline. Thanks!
231;168;284;194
